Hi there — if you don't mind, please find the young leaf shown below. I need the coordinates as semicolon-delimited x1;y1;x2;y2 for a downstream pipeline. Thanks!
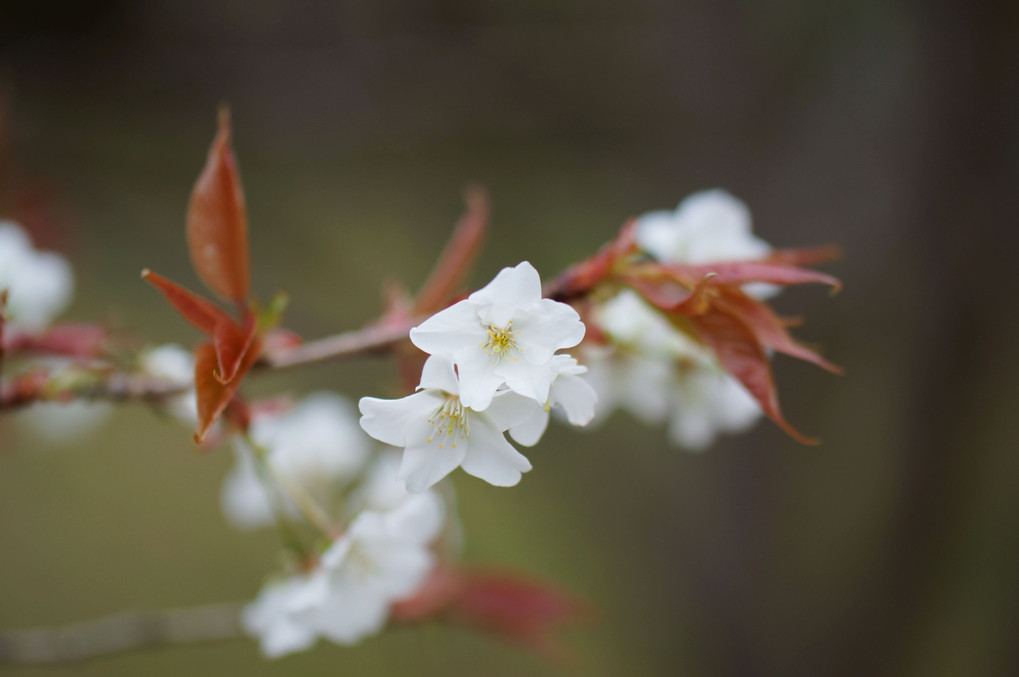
141;269;232;336
658;260;841;292
212;316;257;385
186;108;250;306
193;336;260;443
689;308;818;444
712;289;842;374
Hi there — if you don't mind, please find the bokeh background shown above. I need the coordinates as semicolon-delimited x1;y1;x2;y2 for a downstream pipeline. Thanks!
1;1;1016;675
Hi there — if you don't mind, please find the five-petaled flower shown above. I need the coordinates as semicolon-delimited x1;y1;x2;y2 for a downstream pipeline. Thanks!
408;261;585;411
359;354;541;493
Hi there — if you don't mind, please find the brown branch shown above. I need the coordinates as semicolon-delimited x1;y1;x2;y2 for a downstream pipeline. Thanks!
0;602;244;665
0;316;423;413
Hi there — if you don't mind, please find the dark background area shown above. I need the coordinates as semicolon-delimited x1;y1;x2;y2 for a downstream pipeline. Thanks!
0;1;1017;675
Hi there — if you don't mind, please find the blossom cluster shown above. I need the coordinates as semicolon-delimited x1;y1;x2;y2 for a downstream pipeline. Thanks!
359;261;596;492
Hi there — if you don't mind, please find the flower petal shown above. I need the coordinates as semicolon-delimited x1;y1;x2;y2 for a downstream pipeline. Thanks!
409;300;485;356
508;410;549;447
418;354;460;394
453;347;507;411
512;299;585;365
550;373;597;426
459;419;532;487
359;391;443;448
484;390;545;430
398;440;468;494
469;261;542;327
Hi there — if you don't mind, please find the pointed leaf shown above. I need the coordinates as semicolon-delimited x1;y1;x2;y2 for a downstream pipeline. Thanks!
187;108;250;305
689;308;818;444
212;317;256;384
764;244;841;267
413;186;489;314
659;260;841;291
712;289;842;374
194;336;260;443
623;272;715;315
544;218;639;301
142;269;232;336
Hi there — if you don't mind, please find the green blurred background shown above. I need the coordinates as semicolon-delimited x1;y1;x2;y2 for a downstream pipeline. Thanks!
1;1;1016;675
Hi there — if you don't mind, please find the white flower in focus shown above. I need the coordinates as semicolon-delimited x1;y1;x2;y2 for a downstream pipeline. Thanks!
359;354;541;493
508;355;598;447
0;221;73;332
409;261;585;411
139;344;197;424
635;190;776;299
221;392;370;530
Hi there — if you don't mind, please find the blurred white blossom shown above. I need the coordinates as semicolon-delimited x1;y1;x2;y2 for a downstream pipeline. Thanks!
222;392;370;530
635;189;777;298
0;221;73;332
243;491;444;656
586;289;762;450
139;343;197;424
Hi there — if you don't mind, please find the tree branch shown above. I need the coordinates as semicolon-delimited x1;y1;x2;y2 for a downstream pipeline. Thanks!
0;602;244;665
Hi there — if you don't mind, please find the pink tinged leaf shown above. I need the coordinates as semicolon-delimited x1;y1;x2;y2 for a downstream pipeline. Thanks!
544;218;639;301
623;272;715;315
194;336;261;443
690;309;818;445
186;108;250;306
141;269;232;336
764;244;842;267
413;186;489;314
660;260;841;292
450;571;591;655
212;316;256;384
712;289;842;374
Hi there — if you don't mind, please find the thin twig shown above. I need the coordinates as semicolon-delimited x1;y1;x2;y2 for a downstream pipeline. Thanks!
0;602;245;665
259;318;419;371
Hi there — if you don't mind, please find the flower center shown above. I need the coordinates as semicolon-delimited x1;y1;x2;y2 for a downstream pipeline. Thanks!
426;395;470;449
482;321;520;362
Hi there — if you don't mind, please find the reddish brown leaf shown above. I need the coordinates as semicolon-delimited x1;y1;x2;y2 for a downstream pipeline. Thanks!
212;316;256;384
544;218;639;301
413;186;489;314
194;336;261;443
450;570;590;655
141;269;232;336
187;108;250;306
660;260;841;292
764;244;841;267
623;272;715;315
689;309;818;444
712;289;842;374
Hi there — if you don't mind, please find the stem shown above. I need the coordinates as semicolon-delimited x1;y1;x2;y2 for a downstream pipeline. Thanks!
0;317;422;413
0;603;244;665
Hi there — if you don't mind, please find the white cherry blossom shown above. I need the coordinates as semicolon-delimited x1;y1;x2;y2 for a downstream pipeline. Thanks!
508;354;598;447
243;491;445;657
0;221;73;332
635;190;777;299
222;392;370;530
139;343;197;425
408;261;585;411
359;354;541;493
587;289;762;449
